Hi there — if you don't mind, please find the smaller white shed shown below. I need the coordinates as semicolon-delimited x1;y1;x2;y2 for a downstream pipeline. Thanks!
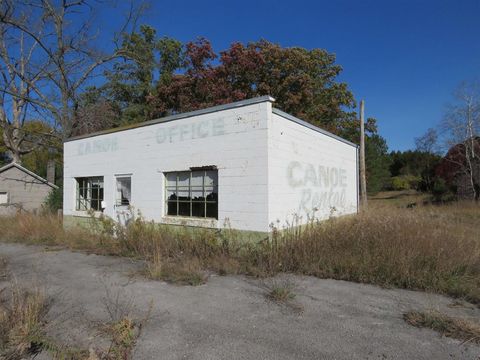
63;96;359;234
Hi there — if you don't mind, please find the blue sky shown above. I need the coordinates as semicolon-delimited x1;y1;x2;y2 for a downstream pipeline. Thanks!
101;0;479;151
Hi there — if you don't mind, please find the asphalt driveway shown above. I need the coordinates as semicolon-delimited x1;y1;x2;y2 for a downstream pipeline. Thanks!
0;243;479;360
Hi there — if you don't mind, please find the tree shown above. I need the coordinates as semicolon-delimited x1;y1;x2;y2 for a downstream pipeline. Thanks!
72;87;118;137
436;138;480;200
79;25;183;131
0;9;51;163
439;81;480;200
389;149;441;192
0;120;61;175
0;0;144;143
415;128;439;154
20;121;62;179
365;134;391;194
101;26;182;127
147;38;391;193
414;128;442;191
151;39;376;141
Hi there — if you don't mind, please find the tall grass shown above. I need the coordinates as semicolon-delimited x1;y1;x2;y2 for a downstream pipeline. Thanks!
0;203;479;303
404;310;480;344
266;204;480;303
0;283;50;359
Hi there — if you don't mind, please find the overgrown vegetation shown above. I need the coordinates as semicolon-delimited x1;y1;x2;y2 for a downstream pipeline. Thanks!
0;265;149;359
0;282;88;360
96;286;151;360
0;284;50;359
259;277;302;313
98;318;138;360
404;310;480;344
262;278;297;303
0;203;479;304
43;186;64;214
0;257;7;280
145;257;207;286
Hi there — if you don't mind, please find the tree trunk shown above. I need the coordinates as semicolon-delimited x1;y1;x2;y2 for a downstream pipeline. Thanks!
10;150;22;164
2;127;22;165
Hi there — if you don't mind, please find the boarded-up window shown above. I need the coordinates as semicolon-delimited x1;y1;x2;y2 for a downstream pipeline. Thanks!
116;176;131;206
75;177;104;211
165;170;218;219
0;192;8;204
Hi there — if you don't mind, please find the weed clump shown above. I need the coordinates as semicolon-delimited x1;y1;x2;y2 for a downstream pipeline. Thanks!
0;285;50;359
404;310;480;344
0;283;87;359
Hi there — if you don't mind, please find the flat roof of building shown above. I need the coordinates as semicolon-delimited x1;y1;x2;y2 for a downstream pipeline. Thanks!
65;95;358;148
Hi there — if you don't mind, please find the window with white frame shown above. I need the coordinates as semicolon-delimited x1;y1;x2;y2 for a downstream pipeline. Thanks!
75;177;104;211
0;192;8;204
165;170;218;219
116;176;131;206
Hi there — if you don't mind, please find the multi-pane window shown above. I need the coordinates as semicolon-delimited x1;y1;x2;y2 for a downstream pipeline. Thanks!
165;170;218;219
116;176;132;206
76;177;104;211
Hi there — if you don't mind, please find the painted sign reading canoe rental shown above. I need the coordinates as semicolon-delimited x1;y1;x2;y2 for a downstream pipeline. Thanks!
286;161;348;214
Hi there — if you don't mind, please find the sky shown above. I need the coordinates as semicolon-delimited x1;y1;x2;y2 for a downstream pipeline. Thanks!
100;0;480;151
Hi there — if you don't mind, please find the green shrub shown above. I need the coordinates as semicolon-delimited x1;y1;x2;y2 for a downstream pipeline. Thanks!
390;175;421;190
431;178;455;202
43;187;63;213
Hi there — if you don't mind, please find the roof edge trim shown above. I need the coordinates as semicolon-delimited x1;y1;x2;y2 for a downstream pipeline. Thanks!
0;162;58;189
65;95;275;143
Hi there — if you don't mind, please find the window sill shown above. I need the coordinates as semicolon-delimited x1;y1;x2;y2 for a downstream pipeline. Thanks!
161;216;218;228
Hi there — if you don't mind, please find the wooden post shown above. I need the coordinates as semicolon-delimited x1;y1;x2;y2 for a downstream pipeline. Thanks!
359;100;368;209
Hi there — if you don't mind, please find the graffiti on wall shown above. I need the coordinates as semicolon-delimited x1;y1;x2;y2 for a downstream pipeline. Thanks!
77;137;119;156
156;118;225;144
286;161;348;215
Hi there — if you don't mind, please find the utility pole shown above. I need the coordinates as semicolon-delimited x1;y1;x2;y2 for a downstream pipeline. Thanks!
359;100;368;209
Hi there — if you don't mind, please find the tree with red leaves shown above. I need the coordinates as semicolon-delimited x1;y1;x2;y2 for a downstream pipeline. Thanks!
436;138;480;200
151;39;371;141
436;81;480;200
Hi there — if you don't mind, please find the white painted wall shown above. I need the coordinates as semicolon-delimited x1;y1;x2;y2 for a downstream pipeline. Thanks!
64;98;359;233
267;112;358;229
64;101;271;232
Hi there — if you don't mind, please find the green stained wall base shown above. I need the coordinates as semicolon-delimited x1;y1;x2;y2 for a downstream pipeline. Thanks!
62;215;269;243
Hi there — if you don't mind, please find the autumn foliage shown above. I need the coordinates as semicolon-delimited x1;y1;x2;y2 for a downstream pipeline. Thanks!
149;38;368;138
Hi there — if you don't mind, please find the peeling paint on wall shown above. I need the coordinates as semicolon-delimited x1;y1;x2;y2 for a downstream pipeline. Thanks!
286;161;348;215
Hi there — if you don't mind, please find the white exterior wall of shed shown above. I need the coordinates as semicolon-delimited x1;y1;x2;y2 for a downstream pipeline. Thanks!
267;112;359;228
63;101;272;232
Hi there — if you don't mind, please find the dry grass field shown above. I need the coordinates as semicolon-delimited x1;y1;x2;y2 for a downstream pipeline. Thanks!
0;197;478;305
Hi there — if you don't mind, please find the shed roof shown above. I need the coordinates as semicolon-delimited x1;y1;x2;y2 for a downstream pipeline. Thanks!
0;162;58;189
65;95;358;148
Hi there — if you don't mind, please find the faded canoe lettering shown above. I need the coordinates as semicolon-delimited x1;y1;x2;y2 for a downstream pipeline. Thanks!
77;138;119;156
287;161;348;214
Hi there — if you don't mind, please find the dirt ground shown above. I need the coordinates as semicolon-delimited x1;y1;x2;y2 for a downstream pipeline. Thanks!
0;243;479;360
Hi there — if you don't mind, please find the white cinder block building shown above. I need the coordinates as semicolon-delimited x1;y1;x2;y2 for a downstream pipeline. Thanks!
63;96;359;234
